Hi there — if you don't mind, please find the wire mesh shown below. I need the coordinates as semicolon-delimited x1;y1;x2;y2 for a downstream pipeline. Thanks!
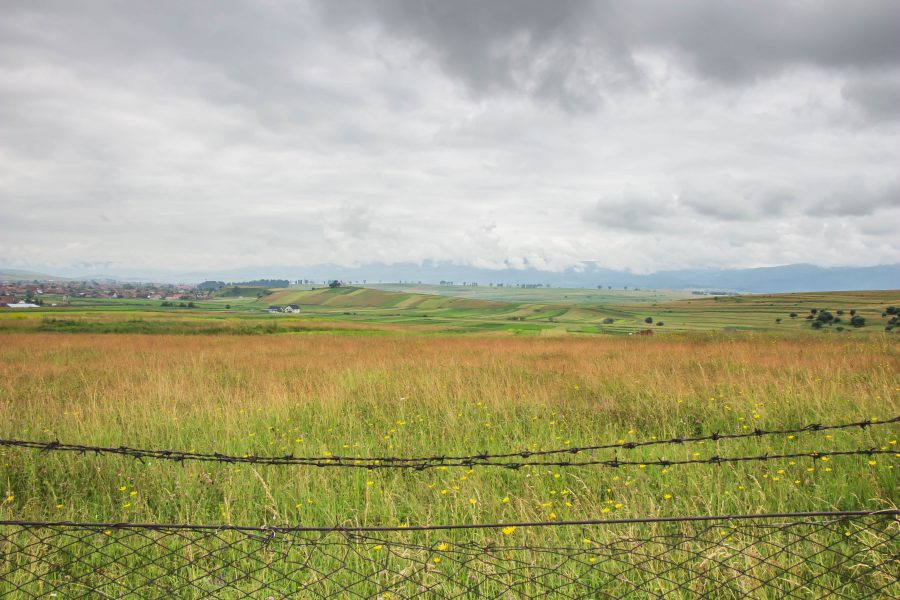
2;512;897;598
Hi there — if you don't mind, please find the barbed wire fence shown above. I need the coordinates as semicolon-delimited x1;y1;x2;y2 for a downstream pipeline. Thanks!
1;511;897;598
1;416;897;470
1;416;898;597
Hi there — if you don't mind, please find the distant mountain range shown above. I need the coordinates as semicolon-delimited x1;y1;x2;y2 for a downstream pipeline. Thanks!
3;263;898;293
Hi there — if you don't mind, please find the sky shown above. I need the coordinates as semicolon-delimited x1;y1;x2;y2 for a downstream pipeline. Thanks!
1;0;898;275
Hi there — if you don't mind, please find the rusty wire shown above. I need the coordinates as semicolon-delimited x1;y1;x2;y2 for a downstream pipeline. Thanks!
1;416;896;470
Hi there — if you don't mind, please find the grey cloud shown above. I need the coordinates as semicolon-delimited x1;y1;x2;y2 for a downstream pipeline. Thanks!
324;0;900;112
842;74;900;121
641;1;900;83
321;0;640;112
810;181;900;217
677;183;794;221
583;190;675;232
331;202;375;239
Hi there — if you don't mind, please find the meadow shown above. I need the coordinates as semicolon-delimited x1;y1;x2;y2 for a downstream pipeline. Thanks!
0;290;898;596
1;333;896;526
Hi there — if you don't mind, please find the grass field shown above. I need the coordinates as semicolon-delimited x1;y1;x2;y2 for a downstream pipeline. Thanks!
1;333;896;526
1;289;898;596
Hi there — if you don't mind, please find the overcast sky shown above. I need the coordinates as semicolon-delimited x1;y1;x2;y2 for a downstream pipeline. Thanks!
1;0;898;275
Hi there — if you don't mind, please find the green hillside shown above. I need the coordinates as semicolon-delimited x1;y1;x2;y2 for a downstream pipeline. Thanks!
264;286;509;311
257;286;900;336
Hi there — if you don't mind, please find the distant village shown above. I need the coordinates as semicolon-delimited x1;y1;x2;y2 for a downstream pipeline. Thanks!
0;279;203;308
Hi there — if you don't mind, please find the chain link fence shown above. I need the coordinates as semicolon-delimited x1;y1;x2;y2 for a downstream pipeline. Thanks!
2;511;897;598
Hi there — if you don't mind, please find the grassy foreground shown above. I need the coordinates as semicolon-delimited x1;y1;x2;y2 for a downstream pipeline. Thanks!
0;332;897;596
1;333;896;524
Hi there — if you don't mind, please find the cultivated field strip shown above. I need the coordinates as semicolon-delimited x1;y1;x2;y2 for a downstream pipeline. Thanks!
1;511;897;598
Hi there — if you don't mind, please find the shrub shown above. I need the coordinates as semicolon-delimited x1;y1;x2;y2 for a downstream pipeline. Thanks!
811;321;823;329
816;310;834;323
644;317;653;324
602;318;614;324
656;321;664;326
789;312;797;318
850;315;866;328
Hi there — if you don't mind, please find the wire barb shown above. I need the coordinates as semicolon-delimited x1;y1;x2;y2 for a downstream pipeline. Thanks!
1;415;896;470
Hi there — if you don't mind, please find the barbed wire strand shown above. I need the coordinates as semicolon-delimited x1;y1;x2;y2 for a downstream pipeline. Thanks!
0;415;896;469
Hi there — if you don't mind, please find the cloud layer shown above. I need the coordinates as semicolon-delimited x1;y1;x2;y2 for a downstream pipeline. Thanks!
1;0;898;274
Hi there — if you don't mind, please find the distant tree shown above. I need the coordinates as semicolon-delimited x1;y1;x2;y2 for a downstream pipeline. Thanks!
602;317;614;324
850;315;866;328
328;280;341;289
775;318;782;323
187;302;195;308
789;312;798;318
849;309;857;316
656;321;664;326
816;310;834;324
811;321;823;329
835;309;844;315
644;317;653;324
810;308;818;315
225;304;231;310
